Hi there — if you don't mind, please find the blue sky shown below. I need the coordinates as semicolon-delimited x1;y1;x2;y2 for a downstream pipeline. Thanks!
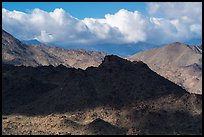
2;2;147;19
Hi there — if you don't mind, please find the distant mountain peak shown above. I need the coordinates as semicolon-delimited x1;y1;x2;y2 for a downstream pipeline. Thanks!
22;39;46;45
128;41;202;94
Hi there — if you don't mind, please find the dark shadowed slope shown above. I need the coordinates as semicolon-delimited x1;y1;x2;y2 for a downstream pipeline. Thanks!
128;42;202;94
2;55;202;135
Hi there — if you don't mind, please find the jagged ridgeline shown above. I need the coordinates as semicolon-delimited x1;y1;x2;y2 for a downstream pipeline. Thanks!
2;29;202;135
2;55;202;135
2;29;107;69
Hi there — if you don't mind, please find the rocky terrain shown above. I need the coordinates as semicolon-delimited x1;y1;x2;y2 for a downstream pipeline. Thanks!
128;42;202;94
2;29;106;69
2;30;202;95
2;55;202;135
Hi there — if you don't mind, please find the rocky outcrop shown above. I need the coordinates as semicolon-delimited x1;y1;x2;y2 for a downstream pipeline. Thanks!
2;55;202;135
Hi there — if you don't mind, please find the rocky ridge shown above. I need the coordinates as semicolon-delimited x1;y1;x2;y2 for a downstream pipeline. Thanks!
2;55;202;135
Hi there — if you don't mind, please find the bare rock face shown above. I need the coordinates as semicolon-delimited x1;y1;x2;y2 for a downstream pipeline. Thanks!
2;29;106;69
128;42;202;94
2;55;202;135
2;29;38;66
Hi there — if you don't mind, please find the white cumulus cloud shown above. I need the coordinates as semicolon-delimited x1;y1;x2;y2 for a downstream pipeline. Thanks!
2;2;202;46
104;9;147;43
147;2;202;41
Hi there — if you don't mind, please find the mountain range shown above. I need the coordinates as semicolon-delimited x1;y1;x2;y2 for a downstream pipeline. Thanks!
2;29;202;94
2;29;106;69
20;37;202;57
51;42;160;57
2;55;202;135
2;29;202;135
128;42;202;94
